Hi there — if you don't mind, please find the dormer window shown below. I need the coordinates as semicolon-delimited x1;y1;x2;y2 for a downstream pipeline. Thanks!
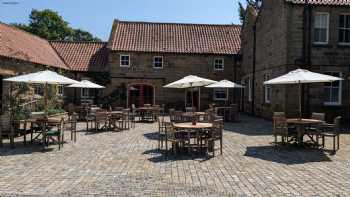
153;56;163;69
120;54;130;67
214;58;224;71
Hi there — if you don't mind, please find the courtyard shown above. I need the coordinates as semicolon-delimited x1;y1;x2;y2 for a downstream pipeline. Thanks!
0;115;349;196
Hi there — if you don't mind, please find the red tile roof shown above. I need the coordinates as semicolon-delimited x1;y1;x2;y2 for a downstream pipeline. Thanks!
108;20;241;55
50;41;108;72
285;0;350;5
0;22;68;69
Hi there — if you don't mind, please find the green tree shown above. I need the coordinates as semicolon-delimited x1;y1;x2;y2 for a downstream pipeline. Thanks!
12;9;100;41
238;0;258;23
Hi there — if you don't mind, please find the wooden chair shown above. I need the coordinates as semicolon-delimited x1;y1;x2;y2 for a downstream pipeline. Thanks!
320;116;341;153
207;119;223;156
163;122;180;154
94;111;109;131
306;112;325;145
45;118;64;150
118;109;130;130
67;113;78;142
157;116;166;150
173;111;184;123
273;112;296;145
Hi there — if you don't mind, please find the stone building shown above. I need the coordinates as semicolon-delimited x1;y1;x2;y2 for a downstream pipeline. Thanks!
241;0;350;121
50;41;109;105
1;20;242;111
105;20;241;110
0;22;68;113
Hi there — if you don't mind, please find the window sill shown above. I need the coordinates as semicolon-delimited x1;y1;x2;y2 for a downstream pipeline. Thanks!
324;103;342;107
312;43;332;48
337;44;350;48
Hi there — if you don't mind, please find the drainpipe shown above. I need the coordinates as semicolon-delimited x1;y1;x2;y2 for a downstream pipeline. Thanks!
252;22;257;116
306;1;312;116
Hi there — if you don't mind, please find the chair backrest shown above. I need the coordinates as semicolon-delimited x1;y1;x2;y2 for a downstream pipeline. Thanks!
95;111;108;121
212;119;223;138
173;111;183;123
163;121;175;140
157;116;164;128
273;115;288;135
311;112;325;122
333;116;341;132
186;107;196;112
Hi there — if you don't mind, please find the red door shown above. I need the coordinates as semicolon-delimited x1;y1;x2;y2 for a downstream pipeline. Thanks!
128;84;154;107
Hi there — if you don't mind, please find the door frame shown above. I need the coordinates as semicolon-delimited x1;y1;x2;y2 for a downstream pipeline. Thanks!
127;83;155;107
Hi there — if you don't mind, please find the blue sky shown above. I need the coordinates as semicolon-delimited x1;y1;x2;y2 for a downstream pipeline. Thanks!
0;0;246;41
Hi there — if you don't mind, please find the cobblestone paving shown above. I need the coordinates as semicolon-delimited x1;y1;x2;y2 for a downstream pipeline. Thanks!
1;115;350;196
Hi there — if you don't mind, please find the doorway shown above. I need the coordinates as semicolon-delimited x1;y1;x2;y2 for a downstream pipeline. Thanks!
128;84;154;107
186;88;199;110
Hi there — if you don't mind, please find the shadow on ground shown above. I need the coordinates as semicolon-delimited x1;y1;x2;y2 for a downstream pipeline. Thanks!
244;145;332;165
143;148;212;163
143;131;159;141
224;115;272;136
0;141;55;156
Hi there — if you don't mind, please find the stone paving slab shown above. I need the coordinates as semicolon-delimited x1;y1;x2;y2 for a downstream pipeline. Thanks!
0;115;350;196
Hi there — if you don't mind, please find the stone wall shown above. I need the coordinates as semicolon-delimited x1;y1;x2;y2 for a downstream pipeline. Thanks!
106;51;237;110
241;1;350;121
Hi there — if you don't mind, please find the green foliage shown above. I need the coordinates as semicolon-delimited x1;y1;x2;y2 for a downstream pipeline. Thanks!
12;9;100;41
101;83;126;108
238;0;258;23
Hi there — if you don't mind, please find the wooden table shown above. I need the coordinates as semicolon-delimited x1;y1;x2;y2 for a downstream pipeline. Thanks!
173;122;212;130
287;118;323;145
172;122;213;153
25;118;62;147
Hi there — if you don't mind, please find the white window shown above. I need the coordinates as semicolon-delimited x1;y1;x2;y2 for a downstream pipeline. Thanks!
153;56;163;69
339;14;350;44
264;74;271;103
314;13;329;44
57;85;64;96
213;88;228;101
324;72;342;106
81;88;90;98
120;54;130;67
214;58;224;71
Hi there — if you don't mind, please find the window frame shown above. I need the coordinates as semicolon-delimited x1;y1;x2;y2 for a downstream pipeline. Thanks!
120;54;130;67
81;88;90;98
57;85;64;97
313;12;330;45
264;74;271;104
213;88;228;101
338;14;350;45
153;56;164;69
324;71;342;106
214;58;224;71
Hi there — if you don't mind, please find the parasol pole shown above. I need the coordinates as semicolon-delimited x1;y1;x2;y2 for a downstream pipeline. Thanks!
191;82;194;110
44;82;48;117
298;81;302;120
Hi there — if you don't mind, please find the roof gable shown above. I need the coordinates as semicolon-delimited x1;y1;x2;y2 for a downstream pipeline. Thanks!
108;20;241;55
50;41;108;72
0;22;68;69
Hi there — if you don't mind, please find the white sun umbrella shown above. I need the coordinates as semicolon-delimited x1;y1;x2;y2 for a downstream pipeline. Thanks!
68;80;105;89
264;69;343;119
4;70;79;114
164;75;217;110
206;79;245;104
